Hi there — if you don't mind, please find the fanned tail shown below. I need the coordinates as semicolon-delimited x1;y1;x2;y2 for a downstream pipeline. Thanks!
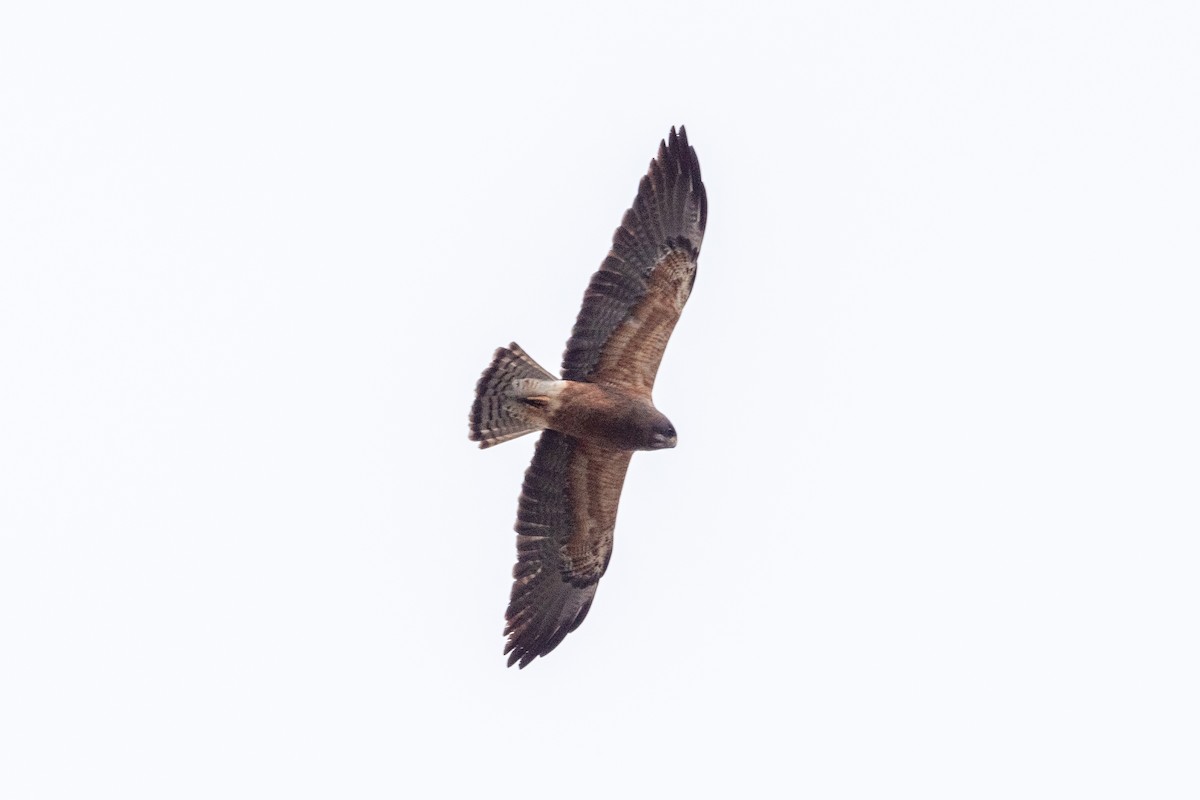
468;343;558;448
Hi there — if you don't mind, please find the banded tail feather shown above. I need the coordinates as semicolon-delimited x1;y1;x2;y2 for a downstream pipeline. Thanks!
469;343;558;448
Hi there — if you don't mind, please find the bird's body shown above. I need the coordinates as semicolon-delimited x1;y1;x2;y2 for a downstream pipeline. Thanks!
498;377;676;451
469;127;707;667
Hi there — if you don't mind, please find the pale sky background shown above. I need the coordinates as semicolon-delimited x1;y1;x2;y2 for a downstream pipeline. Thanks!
2;2;1198;797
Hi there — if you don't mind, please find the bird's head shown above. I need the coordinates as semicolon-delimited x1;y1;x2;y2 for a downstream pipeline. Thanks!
648;422;678;450
640;408;678;451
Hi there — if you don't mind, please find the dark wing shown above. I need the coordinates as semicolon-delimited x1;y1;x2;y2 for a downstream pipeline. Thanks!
504;430;633;668
561;126;708;395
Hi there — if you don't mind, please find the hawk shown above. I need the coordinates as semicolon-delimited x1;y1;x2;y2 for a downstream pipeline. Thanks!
469;127;707;667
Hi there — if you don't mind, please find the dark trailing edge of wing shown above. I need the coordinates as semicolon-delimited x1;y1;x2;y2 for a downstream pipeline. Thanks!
503;431;598;668
561;126;708;382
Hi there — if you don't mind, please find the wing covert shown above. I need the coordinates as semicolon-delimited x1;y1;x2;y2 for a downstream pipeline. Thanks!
561;126;707;393
504;431;633;668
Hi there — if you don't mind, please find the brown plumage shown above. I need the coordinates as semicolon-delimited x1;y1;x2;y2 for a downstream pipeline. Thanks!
469;127;707;667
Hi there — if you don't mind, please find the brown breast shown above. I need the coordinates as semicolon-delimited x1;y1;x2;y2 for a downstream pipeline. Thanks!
547;382;657;451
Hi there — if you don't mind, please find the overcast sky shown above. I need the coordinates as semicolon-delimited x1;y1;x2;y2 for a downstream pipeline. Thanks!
2;2;1198;797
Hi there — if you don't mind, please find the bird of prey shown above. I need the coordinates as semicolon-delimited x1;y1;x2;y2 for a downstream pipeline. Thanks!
469;127;707;668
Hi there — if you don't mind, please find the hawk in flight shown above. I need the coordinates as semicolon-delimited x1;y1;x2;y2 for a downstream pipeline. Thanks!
469;127;707;667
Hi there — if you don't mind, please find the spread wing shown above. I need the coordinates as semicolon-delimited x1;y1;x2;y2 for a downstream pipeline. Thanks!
561;126;708;395
504;430;633;668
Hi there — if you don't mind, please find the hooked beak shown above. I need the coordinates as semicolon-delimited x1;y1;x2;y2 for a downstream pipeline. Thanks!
650;432;678;450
